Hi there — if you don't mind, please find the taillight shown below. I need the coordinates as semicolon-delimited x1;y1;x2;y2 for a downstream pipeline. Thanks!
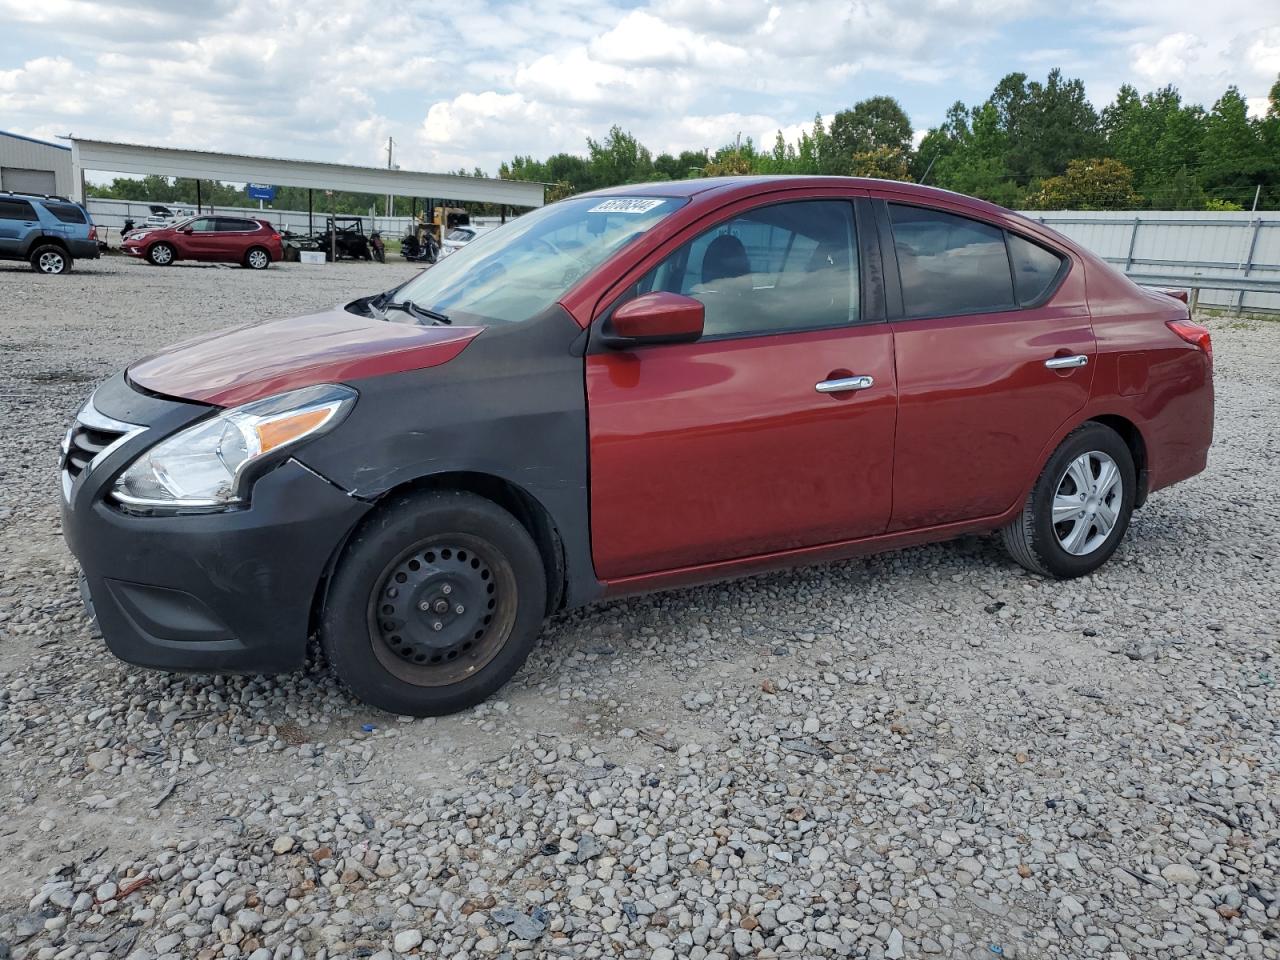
88;225;98;240
1167;319;1212;364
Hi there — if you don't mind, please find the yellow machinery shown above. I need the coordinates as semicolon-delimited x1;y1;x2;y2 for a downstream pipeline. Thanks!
413;206;470;246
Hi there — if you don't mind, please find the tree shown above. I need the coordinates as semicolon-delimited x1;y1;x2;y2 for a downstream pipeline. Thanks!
829;96;913;173
585;126;654;188
848;146;912;181
1024;158;1142;209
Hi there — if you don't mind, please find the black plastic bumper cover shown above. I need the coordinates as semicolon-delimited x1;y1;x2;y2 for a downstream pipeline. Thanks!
61;379;372;674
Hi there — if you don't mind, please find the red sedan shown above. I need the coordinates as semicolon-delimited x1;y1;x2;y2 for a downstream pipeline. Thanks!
122;214;282;269
62;177;1213;715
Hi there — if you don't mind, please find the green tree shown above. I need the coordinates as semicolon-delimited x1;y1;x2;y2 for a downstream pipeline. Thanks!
828;96;913;173
585;126;654;187
1024;158;1142;209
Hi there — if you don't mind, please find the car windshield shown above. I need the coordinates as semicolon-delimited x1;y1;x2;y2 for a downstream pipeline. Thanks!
390;195;685;325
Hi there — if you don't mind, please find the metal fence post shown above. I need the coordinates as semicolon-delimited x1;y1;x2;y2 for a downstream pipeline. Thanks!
1124;216;1141;271
1235;218;1262;314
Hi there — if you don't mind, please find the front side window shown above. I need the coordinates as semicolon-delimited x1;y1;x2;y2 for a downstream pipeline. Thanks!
390;195;685;325
634;200;859;338
188;218;218;233
889;203;1015;318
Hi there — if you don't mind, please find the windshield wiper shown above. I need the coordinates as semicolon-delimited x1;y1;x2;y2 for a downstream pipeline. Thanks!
372;295;451;325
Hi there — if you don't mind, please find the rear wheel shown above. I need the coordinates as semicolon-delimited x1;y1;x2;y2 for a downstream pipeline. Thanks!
147;242;175;266
244;247;271;270
1002;422;1135;578
321;491;546;716
30;244;71;274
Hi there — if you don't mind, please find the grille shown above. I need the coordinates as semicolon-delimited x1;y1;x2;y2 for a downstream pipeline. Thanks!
60;398;143;499
63;422;127;482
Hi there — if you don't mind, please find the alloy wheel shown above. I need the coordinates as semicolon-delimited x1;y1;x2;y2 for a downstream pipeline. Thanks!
248;250;268;269
367;533;518;687
1052;450;1123;556
38;251;65;274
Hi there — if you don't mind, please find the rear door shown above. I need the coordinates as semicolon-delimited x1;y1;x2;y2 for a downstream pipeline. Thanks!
0;197;40;257
879;197;1094;530
214;217;259;261
586;193;898;579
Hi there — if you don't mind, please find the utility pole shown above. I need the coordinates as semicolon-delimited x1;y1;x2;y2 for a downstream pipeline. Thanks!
386;136;394;219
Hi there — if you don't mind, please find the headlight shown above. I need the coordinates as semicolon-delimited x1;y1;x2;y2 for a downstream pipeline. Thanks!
112;383;355;510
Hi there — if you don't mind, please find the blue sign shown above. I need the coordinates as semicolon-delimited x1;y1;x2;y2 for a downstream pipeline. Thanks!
247;183;276;201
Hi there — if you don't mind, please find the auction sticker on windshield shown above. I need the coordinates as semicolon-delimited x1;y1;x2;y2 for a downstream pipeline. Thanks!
587;198;666;214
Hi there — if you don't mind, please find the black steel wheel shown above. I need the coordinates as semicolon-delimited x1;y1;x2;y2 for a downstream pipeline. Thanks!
369;533;517;686
322;490;546;716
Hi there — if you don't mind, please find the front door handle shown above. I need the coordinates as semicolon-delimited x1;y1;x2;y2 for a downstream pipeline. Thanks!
815;375;874;394
1044;354;1089;370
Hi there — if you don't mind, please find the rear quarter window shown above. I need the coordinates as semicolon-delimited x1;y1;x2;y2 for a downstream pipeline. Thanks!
43;202;87;224
1007;232;1066;305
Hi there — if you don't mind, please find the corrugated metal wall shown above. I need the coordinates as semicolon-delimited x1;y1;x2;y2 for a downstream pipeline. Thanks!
1019;210;1280;312
0;132;75;197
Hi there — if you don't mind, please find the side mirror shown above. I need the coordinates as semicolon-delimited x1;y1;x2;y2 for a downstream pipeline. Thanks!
181;227;194;235
603;292;704;348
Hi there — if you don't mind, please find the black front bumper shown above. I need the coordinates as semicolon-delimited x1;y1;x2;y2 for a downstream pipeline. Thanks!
61;374;371;675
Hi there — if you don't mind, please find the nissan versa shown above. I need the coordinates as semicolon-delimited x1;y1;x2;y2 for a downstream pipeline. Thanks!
60;177;1214;716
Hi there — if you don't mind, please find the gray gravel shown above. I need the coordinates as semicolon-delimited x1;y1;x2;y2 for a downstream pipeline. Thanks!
0;256;1277;959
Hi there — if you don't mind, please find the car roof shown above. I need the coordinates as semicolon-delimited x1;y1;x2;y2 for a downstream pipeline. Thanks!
0;190;77;204
578;175;1017;220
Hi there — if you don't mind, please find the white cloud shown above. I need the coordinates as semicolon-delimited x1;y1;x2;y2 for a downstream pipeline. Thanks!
1131;32;1203;82
1;0;1277;181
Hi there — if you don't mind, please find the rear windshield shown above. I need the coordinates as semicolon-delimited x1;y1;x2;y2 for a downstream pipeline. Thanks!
44;201;87;224
391;195;685;325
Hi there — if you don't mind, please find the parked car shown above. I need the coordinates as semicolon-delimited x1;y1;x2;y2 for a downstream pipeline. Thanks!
122;215;282;268
440;225;478;257
0;191;100;274
60;177;1214;716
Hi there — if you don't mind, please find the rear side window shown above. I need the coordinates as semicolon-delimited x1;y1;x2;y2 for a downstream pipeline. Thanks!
215;218;256;231
0;198;38;220
1007;233;1065;305
889;203;1015;318
44;201;87;224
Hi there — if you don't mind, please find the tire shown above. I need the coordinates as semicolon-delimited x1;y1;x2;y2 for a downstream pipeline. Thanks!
148;242;175;266
244;247;271;270
1002;422;1136;578
30;244;71;275
321;490;547;716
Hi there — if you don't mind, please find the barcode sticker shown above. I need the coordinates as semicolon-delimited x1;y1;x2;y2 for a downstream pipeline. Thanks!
587;198;665;214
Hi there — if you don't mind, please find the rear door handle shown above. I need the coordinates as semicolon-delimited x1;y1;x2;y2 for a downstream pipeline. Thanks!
1044;355;1089;370
815;375;874;394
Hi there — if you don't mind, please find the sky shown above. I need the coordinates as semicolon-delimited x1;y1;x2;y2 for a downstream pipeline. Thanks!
1;0;1278;178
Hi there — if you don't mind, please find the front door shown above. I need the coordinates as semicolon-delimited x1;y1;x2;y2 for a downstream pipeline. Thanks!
586;197;897;580
881;198;1096;530
179;217;221;259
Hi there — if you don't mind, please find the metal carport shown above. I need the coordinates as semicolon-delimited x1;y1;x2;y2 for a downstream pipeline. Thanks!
64;137;544;209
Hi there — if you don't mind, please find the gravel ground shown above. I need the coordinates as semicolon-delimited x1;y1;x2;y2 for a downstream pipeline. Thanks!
0;255;1277;960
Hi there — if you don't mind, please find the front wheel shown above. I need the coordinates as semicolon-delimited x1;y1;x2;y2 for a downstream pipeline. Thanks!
321;491;547;716
147;242;175;266
1002;422;1135;578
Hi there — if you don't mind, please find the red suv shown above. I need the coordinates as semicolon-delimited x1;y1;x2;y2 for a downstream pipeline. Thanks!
123;214;282;269
61;177;1213;715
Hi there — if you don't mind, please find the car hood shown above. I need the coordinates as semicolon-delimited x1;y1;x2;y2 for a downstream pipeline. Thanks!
128;307;483;407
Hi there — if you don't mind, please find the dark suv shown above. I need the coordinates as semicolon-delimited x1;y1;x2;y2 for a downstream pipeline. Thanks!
0;192;100;274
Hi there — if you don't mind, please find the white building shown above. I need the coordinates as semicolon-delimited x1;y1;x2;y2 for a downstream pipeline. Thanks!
0;130;74;196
